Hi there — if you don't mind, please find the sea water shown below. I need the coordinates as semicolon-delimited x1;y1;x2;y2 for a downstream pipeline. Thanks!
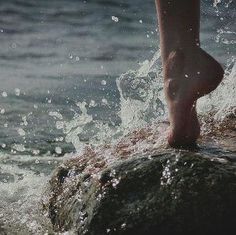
0;0;235;234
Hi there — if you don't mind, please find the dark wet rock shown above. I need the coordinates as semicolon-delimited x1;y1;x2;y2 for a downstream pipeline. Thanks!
43;150;236;235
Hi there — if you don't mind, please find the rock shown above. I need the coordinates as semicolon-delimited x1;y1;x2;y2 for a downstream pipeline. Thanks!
43;150;236;235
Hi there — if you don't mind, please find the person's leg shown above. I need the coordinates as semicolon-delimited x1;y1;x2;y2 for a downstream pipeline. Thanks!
155;0;224;148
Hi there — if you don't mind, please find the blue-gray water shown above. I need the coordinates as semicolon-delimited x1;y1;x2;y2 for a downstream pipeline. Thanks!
0;0;235;233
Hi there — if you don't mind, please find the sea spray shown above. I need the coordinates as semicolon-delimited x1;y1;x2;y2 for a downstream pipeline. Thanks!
117;50;166;128
60;50;235;153
54;50;166;153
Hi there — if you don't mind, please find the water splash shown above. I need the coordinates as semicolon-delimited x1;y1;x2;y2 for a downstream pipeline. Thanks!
60;47;235;153
0;154;60;234
117;50;166;128
54;51;166;153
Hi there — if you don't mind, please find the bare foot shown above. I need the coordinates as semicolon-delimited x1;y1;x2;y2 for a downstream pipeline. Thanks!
164;46;224;148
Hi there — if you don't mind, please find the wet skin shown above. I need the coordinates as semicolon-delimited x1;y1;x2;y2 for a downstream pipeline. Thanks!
164;47;224;148
155;0;224;148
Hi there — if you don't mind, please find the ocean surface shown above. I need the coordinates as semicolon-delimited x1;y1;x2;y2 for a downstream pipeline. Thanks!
0;0;235;234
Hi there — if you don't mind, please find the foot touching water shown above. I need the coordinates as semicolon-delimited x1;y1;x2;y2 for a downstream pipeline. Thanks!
164;46;224;148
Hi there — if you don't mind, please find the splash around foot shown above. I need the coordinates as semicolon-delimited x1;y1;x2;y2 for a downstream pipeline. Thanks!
164;46;224;148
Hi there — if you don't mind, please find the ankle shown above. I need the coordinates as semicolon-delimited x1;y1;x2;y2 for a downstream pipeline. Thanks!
164;49;185;80
163;44;200;63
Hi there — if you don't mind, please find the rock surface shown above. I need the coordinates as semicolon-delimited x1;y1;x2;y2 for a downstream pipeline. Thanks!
43;149;236;235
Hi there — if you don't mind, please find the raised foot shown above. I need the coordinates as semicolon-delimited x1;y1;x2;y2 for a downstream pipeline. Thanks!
164;47;224;148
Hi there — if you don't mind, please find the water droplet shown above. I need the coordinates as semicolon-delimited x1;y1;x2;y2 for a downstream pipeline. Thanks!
111;16;119;22
32;149;40;155
15;88;21;96
21;116;28;126
17;128;26;136
101;80;107;85
89;100;97;107
121;223;126;229
55;147;62;154
56;121;64;129
102;98;108;105
2;92;7;97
